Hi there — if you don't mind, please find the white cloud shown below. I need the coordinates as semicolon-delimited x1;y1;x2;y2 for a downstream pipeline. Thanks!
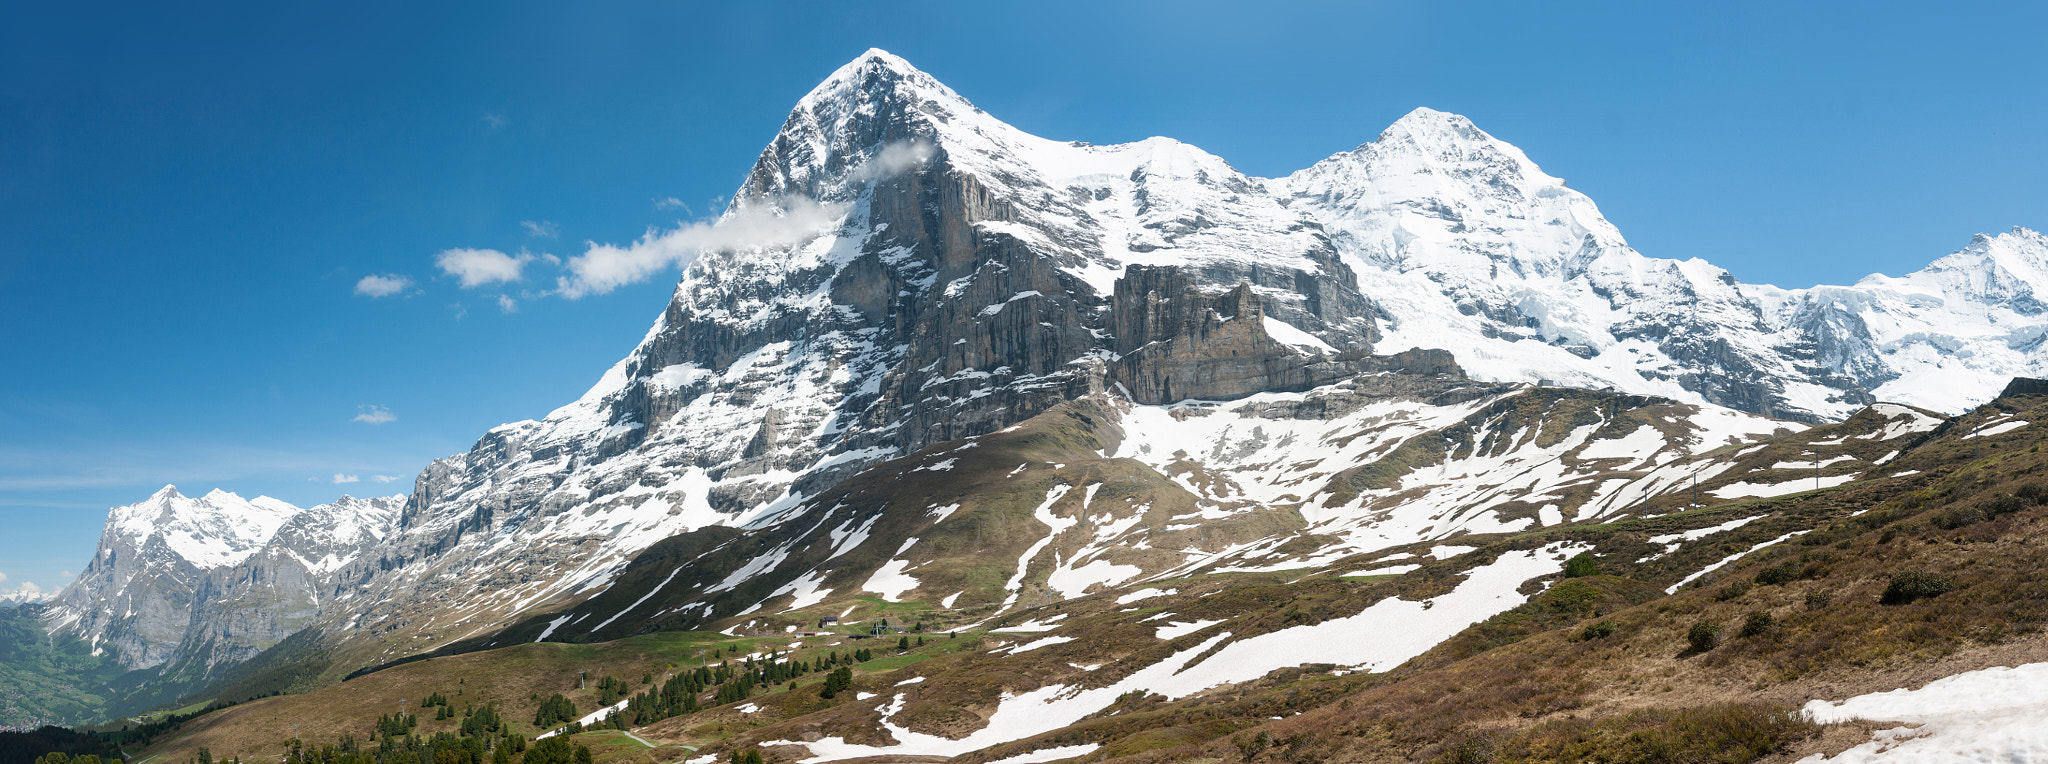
0;572;8;584
60;571;72;578
497;294;518;314
436;248;533;288
354;274;413;298
332;473;360;484
520;220;558;239
551;142;928;299
654;197;692;214
483;112;508;130
555;196;846;299
847;140;934;185
352;405;396;425
372;475;404;483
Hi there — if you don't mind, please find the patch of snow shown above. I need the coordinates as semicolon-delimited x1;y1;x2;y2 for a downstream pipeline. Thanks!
534;615;572;642
1666;531;1809;594
1429;545;1477;560
986;745;1102;764
1801;661;2048;762
1966;420;2028;439
1261;316;1336;354
1340;564;1419;576
1003;636;1075;654
1115;588;1175;605
992;614;1068;633
1154;619;1224;640
1713;474;1856;499
862;560;920;602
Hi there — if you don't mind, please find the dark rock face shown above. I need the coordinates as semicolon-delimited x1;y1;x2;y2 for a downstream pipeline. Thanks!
1109;265;1444;404
2000;377;2048;398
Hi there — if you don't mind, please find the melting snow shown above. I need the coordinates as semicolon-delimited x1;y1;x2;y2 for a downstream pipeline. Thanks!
1154;619;1224;640
1802;661;2048;762
1114;588;1175;605
1713;474;1855;499
1966;420;2028;439
986;745;1102;764
1665;531;1809;594
1003;635;1075;654
862;560;920;602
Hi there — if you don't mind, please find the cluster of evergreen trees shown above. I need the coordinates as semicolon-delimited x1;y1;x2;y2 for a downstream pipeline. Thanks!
581;649;877;732
591;678;629;707
25;747;120;764
531;695;578;729
215;699;556;764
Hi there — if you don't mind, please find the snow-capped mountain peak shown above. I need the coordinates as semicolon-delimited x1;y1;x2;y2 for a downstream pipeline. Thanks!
108;484;300;569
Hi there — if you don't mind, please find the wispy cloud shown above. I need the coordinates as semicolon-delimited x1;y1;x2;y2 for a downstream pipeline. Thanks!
520;220;559;239
435;248;534;288
653;197;692;214
372;475;404;483
483;112;509;130
550;142;929;299
555;197;846;299
60;571;72;578
497;294;519;314
354;274;413;298
847;141;934;185
332;473;360;484
352;405;396;425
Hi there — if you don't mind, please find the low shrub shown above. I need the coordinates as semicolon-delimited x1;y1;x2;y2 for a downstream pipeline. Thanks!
1804;591;1832;611
1755;564;1796;586
1714;581;1751;602
1579;621;1616;641
1562;553;1600;579
1740;611;1775;638
1687;621;1723;653
1880;571;1955;605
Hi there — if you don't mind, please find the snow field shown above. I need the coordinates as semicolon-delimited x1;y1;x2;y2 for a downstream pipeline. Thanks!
1801;662;2048;762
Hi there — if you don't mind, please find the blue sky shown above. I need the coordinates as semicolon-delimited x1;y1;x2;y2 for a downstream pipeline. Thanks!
2;1;2043;595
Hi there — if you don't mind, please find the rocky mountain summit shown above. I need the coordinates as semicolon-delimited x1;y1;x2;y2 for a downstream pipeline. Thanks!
33;49;2048;729
42;487;401;692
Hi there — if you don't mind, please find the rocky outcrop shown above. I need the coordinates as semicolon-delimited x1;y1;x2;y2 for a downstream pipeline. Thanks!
1107;265;1457;404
